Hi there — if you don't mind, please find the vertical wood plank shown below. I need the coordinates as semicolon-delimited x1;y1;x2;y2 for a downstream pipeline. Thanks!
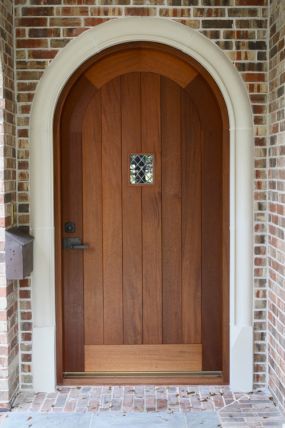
121;73;143;344
82;91;103;345
186;75;224;370
222;126;230;382
62;114;84;370
141;73;162;344
55;100;63;383
102;77;123;344
61;77;95;372
161;77;182;344
201;125;223;370
181;92;202;344
57;45;229;380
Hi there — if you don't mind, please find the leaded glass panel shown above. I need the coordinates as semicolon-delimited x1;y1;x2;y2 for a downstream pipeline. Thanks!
129;153;154;185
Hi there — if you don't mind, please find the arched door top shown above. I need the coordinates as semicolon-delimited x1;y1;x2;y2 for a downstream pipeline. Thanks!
30;18;253;393
84;44;198;88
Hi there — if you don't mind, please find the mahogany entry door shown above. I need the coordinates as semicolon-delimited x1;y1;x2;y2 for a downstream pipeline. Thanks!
56;44;229;384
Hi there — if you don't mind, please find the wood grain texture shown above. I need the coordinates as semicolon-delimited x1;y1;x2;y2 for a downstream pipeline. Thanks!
102;77;123;345
181;91;202;344
141;73;162;344
54;96;63;384
121;73;143;344
222;126;230;383
161;77;182;344
82;91;103;345
63;374;224;386
186;75;223;370
85;48;197;89
61;77;96;372
54;42;229;384
201;124;223;370
85;344;202;372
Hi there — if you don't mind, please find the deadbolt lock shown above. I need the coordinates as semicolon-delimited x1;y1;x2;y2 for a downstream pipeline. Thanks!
64;222;76;233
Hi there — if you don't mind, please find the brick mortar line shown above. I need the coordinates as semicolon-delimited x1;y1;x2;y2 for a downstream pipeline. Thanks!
267;356;285;384
268;279;285;291
11;5;271;391
267;282;285;295
14;48;268;55
267;328;285;350
217;392;261;412
268;303;285;323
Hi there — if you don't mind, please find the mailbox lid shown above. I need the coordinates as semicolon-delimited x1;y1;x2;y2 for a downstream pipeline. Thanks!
5;227;34;247
5;227;34;280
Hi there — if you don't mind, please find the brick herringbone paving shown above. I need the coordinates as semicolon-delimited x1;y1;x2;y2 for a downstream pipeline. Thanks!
0;387;283;427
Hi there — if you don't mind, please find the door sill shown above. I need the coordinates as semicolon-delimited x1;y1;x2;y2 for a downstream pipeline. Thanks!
62;371;224;385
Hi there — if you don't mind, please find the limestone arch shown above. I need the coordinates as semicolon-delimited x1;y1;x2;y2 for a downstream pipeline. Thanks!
30;18;254;392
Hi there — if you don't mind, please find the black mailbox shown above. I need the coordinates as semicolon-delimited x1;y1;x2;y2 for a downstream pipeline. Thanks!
5;228;34;280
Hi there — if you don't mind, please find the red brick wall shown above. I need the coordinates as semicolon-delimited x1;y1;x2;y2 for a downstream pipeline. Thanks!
0;0;19;408
268;0;285;412
13;0;269;391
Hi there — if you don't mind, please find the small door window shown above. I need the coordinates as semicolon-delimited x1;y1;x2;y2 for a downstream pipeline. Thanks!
129;153;154;185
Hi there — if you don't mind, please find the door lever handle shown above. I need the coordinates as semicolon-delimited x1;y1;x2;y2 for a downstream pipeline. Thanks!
70;243;89;250
63;237;89;250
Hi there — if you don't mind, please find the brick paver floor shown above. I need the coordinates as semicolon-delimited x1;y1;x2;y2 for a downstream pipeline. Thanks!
0;386;283;427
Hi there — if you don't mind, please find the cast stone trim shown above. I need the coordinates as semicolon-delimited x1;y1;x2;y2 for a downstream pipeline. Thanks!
30;17;254;392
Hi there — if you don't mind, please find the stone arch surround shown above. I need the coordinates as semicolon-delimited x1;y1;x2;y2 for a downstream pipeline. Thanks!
30;18;254;393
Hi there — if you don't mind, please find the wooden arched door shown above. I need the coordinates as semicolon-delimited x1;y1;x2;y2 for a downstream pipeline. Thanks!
55;43;229;384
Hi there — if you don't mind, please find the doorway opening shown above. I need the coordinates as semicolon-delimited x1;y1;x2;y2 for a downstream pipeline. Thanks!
54;42;229;385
